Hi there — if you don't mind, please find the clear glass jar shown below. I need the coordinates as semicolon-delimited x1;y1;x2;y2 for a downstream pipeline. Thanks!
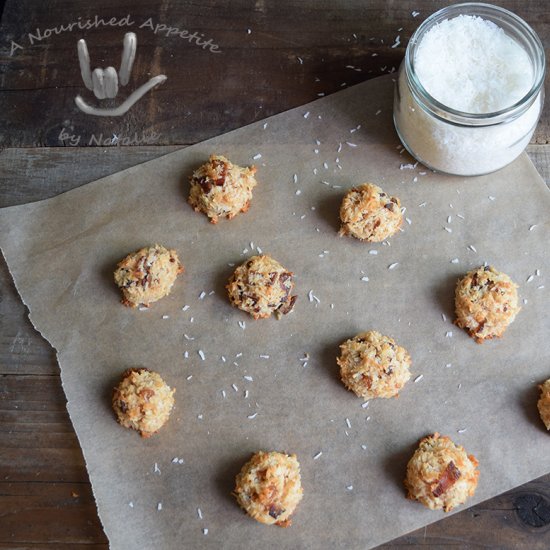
393;3;545;176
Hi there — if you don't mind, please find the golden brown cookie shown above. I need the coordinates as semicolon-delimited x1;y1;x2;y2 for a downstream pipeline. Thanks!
339;183;403;242
234;451;303;527
337;330;411;399
226;255;297;319
455;265;520;343
112;368;175;438
405;433;479;512
114;244;183;308
188;154;257;223
538;379;550;430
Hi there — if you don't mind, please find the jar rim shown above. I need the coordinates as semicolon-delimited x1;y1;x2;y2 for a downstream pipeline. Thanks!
405;2;546;126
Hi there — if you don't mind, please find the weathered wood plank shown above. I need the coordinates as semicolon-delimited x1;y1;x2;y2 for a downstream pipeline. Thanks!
0;0;548;148
0;482;108;546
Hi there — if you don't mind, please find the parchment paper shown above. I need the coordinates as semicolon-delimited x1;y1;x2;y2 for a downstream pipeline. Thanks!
1;75;549;549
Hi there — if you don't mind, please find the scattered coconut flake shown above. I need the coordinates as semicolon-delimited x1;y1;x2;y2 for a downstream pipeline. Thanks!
221;390;226;398
361;444;367;450
244;390;249;399
457;428;467;434
400;163;415;170
198;350;206;361
529;224;537;231
346;142;357;148
523;298;528;305
247;412;258;419
184;334;194;341
451;258;459;264
232;384;238;392
244;375;253;382
526;275;534;283
172;457;179;463
303;111;310;119
297;56;303;64
157;502;163;512
414;374;424;383
203;528;209;535
388;262;399;270
154;462;161;474
238;321;246;330
182;305;190;311
361;401;370;409
197;414;203;420
375;109;382;115
412;10;420;17
360;276;369;282
391;35;401;48
252;153;262;160
138;306;149;311
536;269;541;276
369;250;378;255
313;451;323;460
162;315;169;320
346;485;354;491
296;189;302;195
345;418;352;429
406;217;412;225
488;196;495;201
446;331;453;338
197;508;203;519
444;227;452;233
468;245;477;253
418;202;427;207
259;354;270;359
263;122;268;129
129;501;134;508
538;285;545;290
199;291;206;300
446;363;452;368
186;374;192;380
447;215;452;223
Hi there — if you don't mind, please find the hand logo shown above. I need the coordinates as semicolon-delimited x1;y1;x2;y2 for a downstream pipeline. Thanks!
75;32;167;117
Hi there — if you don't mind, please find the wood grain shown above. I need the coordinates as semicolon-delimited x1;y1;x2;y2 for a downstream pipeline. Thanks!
0;0;548;148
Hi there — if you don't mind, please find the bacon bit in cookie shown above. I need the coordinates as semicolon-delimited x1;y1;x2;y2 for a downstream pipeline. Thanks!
278;295;297;316
268;505;285;519
198;177;212;194
432;461;461;497
139;388;155;400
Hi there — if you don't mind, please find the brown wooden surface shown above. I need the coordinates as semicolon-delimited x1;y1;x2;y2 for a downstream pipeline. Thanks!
1;1;550;548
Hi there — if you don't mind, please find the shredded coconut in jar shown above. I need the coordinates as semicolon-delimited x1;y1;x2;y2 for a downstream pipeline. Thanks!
415;15;533;113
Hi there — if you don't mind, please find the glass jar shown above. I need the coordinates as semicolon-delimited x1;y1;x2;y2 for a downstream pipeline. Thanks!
393;3;545;176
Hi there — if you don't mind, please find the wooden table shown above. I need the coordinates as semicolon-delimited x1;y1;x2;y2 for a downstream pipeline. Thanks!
1;1;549;547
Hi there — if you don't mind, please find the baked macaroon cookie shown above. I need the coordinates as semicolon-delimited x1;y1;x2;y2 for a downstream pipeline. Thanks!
112;368;175;438
188;154;257;223
405;433;479;512
538;379;550;430
455;265;520;343
226;255;297;319
339;183;403;242
234;451;303;527
114;244;183;308
337;330;411;399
